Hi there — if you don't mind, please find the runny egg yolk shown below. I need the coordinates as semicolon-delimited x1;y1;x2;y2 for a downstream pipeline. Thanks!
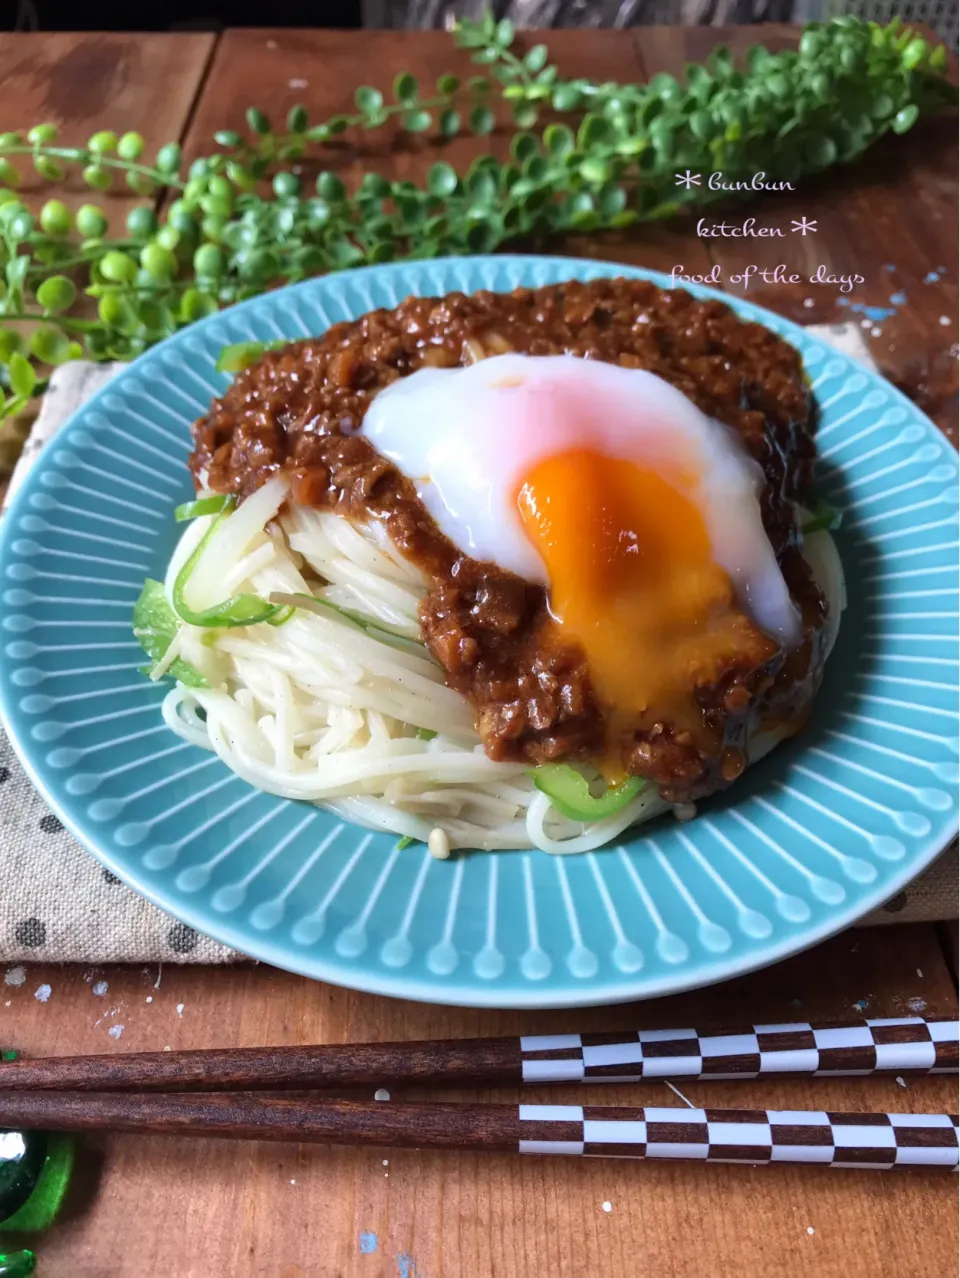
514;448;775;779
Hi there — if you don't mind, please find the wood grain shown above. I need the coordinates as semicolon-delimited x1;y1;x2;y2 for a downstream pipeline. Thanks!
2;925;957;1277
942;921;959;987
0;1037;525;1092
180;26;715;280
1;1017;956;1093
0;32;216;227
0;31;215;487
0;1093;955;1165
632;24;958;443
181;25;957;440
0;1093;523;1150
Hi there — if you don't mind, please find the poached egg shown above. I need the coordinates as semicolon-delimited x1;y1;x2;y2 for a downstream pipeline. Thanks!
362;353;801;757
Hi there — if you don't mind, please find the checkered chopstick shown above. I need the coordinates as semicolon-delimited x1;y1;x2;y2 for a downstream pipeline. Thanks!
519;1017;959;1083
2;1016;956;1093
517;1104;960;1169
0;1093;955;1169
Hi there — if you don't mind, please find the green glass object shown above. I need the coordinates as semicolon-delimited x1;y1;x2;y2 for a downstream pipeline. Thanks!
0;1250;36;1277
0;1052;74;1235
0;1133;74;1233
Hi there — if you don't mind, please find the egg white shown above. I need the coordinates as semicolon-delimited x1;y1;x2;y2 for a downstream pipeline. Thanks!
362;353;801;645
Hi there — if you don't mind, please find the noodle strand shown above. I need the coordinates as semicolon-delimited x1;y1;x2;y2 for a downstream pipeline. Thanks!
158;500;845;852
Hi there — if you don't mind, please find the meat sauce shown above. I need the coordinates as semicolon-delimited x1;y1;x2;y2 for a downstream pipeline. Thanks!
190;278;827;802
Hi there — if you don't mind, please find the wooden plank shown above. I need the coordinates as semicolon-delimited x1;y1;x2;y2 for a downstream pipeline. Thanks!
0;32;216;227
0;32;217;497
0;32;216;146
183;28;642;181
633;24;958;444
941;921;959;987
2;924;955;1278
181;27;714;281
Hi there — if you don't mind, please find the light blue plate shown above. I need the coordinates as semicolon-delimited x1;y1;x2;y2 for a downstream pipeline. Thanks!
1;256;957;1007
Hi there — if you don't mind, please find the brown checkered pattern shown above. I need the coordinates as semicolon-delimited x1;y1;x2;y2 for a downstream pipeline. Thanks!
517;1105;960;1168
519;1017;959;1083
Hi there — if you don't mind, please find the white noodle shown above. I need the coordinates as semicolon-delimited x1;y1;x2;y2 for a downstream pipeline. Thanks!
183;477;288;610
222;539;277;595
428;828;452;860
524;787;671;855
161;685;213;749
157;499;845;853
148;625;184;682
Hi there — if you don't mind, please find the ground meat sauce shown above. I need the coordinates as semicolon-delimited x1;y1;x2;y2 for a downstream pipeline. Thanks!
190;278;827;803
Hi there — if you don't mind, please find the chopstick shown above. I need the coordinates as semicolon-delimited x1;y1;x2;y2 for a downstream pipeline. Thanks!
0;1091;955;1169
2;1016;955;1093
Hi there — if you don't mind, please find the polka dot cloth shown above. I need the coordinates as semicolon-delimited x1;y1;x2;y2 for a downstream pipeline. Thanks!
0;361;238;964
0;727;238;964
0;356;955;964
14;918;46;948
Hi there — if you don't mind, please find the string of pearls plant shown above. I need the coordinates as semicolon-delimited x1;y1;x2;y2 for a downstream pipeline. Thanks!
0;13;953;468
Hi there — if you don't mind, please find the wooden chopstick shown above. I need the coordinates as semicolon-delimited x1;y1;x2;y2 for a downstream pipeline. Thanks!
0;1091;956;1170
1;1016;955;1093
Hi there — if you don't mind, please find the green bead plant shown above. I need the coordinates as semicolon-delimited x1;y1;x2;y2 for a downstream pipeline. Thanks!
0;14;953;457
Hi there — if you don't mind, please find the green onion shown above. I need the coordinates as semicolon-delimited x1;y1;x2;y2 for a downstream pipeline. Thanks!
268;591;425;653
415;727;437;741
266;605;296;627
215;339;287;373
531;763;644;822
173;509;289;628
174;493;236;522
802;499;843;535
397;835;415;849
338;609;424;654
132;578;208;686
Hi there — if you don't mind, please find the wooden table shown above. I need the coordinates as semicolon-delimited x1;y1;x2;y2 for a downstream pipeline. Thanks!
0;23;957;1278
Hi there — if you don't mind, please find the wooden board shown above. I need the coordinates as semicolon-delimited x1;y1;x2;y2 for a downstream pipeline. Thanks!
2;925;957;1278
181;26;716;283
631;24;958;444
942;922;959;986
0;32;216;227
0;31;216;489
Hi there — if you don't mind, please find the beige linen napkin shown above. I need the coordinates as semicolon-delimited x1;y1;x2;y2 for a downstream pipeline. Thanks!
2;363;238;964
0;326;955;965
